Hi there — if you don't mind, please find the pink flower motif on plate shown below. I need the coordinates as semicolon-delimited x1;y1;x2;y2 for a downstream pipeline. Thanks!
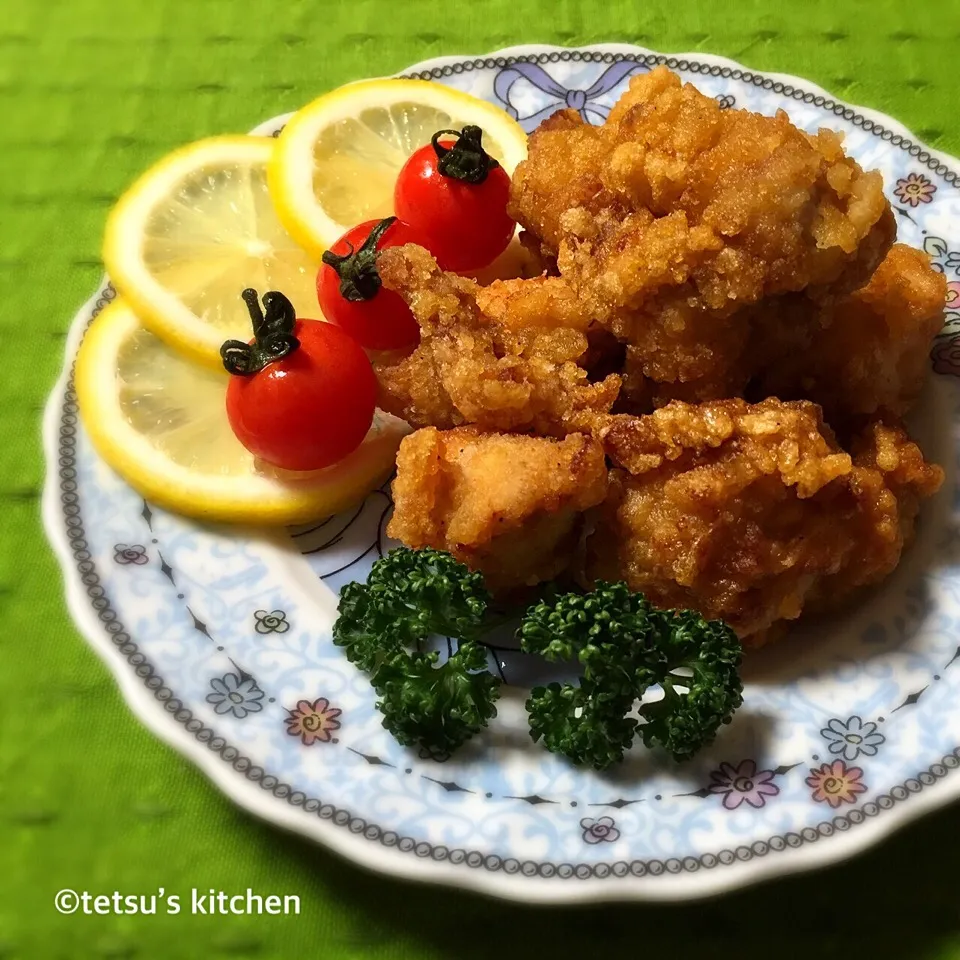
806;759;867;808
893;172;936;207
285;697;342;746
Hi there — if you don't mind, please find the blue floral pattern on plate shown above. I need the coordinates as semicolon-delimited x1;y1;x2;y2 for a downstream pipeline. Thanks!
42;44;960;903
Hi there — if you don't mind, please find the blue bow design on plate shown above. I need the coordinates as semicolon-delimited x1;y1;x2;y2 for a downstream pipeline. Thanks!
493;61;649;129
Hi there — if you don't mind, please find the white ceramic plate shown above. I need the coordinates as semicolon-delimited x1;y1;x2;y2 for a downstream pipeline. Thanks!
42;44;960;903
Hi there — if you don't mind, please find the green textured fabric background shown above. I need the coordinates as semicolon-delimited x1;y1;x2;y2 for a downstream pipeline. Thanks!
4;0;960;957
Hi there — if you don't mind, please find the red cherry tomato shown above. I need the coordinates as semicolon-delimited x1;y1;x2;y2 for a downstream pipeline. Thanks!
317;218;425;352
394;126;516;273
223;290;377;472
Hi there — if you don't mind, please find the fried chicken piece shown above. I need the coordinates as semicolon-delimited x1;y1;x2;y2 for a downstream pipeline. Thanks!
751;244;947;423
387;426;608;593
617;244;946;421
507;108;624;253
374;244;620;436
508;66;895;394
513;67;893;304
604;68;893;301
807;417;943;608
587;399;942;643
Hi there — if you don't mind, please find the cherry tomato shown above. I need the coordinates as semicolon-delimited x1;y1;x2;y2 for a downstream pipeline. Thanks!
394;125;516;273
222;289;377;472
317;217;425;352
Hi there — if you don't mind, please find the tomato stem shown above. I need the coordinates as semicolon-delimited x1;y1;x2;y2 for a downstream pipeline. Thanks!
431;125;500;184
220;288;300;376
321;217;397;302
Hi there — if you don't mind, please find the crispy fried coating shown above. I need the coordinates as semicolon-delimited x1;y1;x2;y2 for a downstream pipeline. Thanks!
387;426;608;592
587;399;943;643
507;108;622;253
508;66;896;394
512;66;893;303
374;244;620;436
617;244;947;420
751;244;947;422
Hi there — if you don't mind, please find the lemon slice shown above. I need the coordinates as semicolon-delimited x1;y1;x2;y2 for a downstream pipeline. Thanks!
268;79;528;259
103;136;319;369
75;299;406;526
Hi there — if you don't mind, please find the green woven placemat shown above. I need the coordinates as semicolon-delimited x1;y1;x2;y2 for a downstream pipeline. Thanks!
3;0;960;957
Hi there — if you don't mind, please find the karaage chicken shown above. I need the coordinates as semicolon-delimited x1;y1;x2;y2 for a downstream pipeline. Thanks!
587;399;943;643
619;243;948;420
374;244;620;436
750;243;947;424
508;65;896;396
387;426;608;592
373;69;947;646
